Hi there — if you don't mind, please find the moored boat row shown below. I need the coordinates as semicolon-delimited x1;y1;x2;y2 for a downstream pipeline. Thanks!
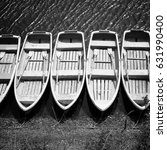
0;30;150;112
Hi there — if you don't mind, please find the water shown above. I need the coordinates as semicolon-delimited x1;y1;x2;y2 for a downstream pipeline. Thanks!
0;0;150;47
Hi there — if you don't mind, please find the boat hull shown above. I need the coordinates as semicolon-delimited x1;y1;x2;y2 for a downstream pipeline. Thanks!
14;31;52;112
86;30;121;111
50;30;85;110
0;34;20;104
121;30;150;110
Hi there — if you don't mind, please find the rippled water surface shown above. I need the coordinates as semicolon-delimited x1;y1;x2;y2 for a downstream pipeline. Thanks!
0;0;149;46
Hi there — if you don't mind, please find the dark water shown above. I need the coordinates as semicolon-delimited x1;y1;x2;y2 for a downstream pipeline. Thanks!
0;0;149;47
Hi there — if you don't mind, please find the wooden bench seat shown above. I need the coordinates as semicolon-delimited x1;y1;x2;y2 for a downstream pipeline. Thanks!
0;45;18;52
52;70;83;79
91;41;116;48
0;73;12;80
19;96;36;105
17;71;47;80
89;69;117;79
57;42;83;50
24;43;50;50
124;70;149;79
57;94;76;106
124;41;149;49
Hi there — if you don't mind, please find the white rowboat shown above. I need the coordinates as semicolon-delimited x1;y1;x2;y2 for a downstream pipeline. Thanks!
50;30;85;110
86;30;121;111
121;30;150;110
0;34;20;103
14;31;52;112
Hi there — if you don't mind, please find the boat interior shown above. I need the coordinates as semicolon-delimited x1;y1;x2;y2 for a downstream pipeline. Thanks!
16;34;50;106
0;36;18;96
122;31;150;106
87;32;119;106
52;32;84;106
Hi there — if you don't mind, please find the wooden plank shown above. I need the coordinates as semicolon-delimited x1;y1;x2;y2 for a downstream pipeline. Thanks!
7;53;12;73
112;50;115;70
136;80;139;94
91;40;116;48
103;49;106;69
24;81;29;96
0;45;18;50
127;50;130;70
1;53;6;73
4;53;9;73
57;93;76;101
143;51;146;70
0;84;3;94
101;79;104;100
124;41;149;49
36;52;40;71
24;43;50;49
104;80;107;100
28;81;33;96
0;73;11;80
99;49;102;69
52;70;83;79
57;42;82;50
39;52;42;71
71;80;74;94
125;70;149;79
62;51;65;70
137;50;140;69
93;80;96;100
21;82;25;96
147;80;150;93
1;84;5;95
34;81;38;96
62;80;65;94
107;80;109;100
89;69;117;79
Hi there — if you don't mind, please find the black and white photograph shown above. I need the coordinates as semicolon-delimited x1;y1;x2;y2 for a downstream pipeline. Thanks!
0;0;150;149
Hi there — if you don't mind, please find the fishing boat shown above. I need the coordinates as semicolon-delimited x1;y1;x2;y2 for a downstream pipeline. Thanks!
121;30;150;110
50;30;85;110
0;34;20;104
86;30;121;111
14;31;52;112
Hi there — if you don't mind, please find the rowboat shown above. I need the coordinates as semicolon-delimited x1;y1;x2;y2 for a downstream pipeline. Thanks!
14;31;52;112
0;34;20;104
86;30;121;111
50;30;85;110
121;30;150;110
